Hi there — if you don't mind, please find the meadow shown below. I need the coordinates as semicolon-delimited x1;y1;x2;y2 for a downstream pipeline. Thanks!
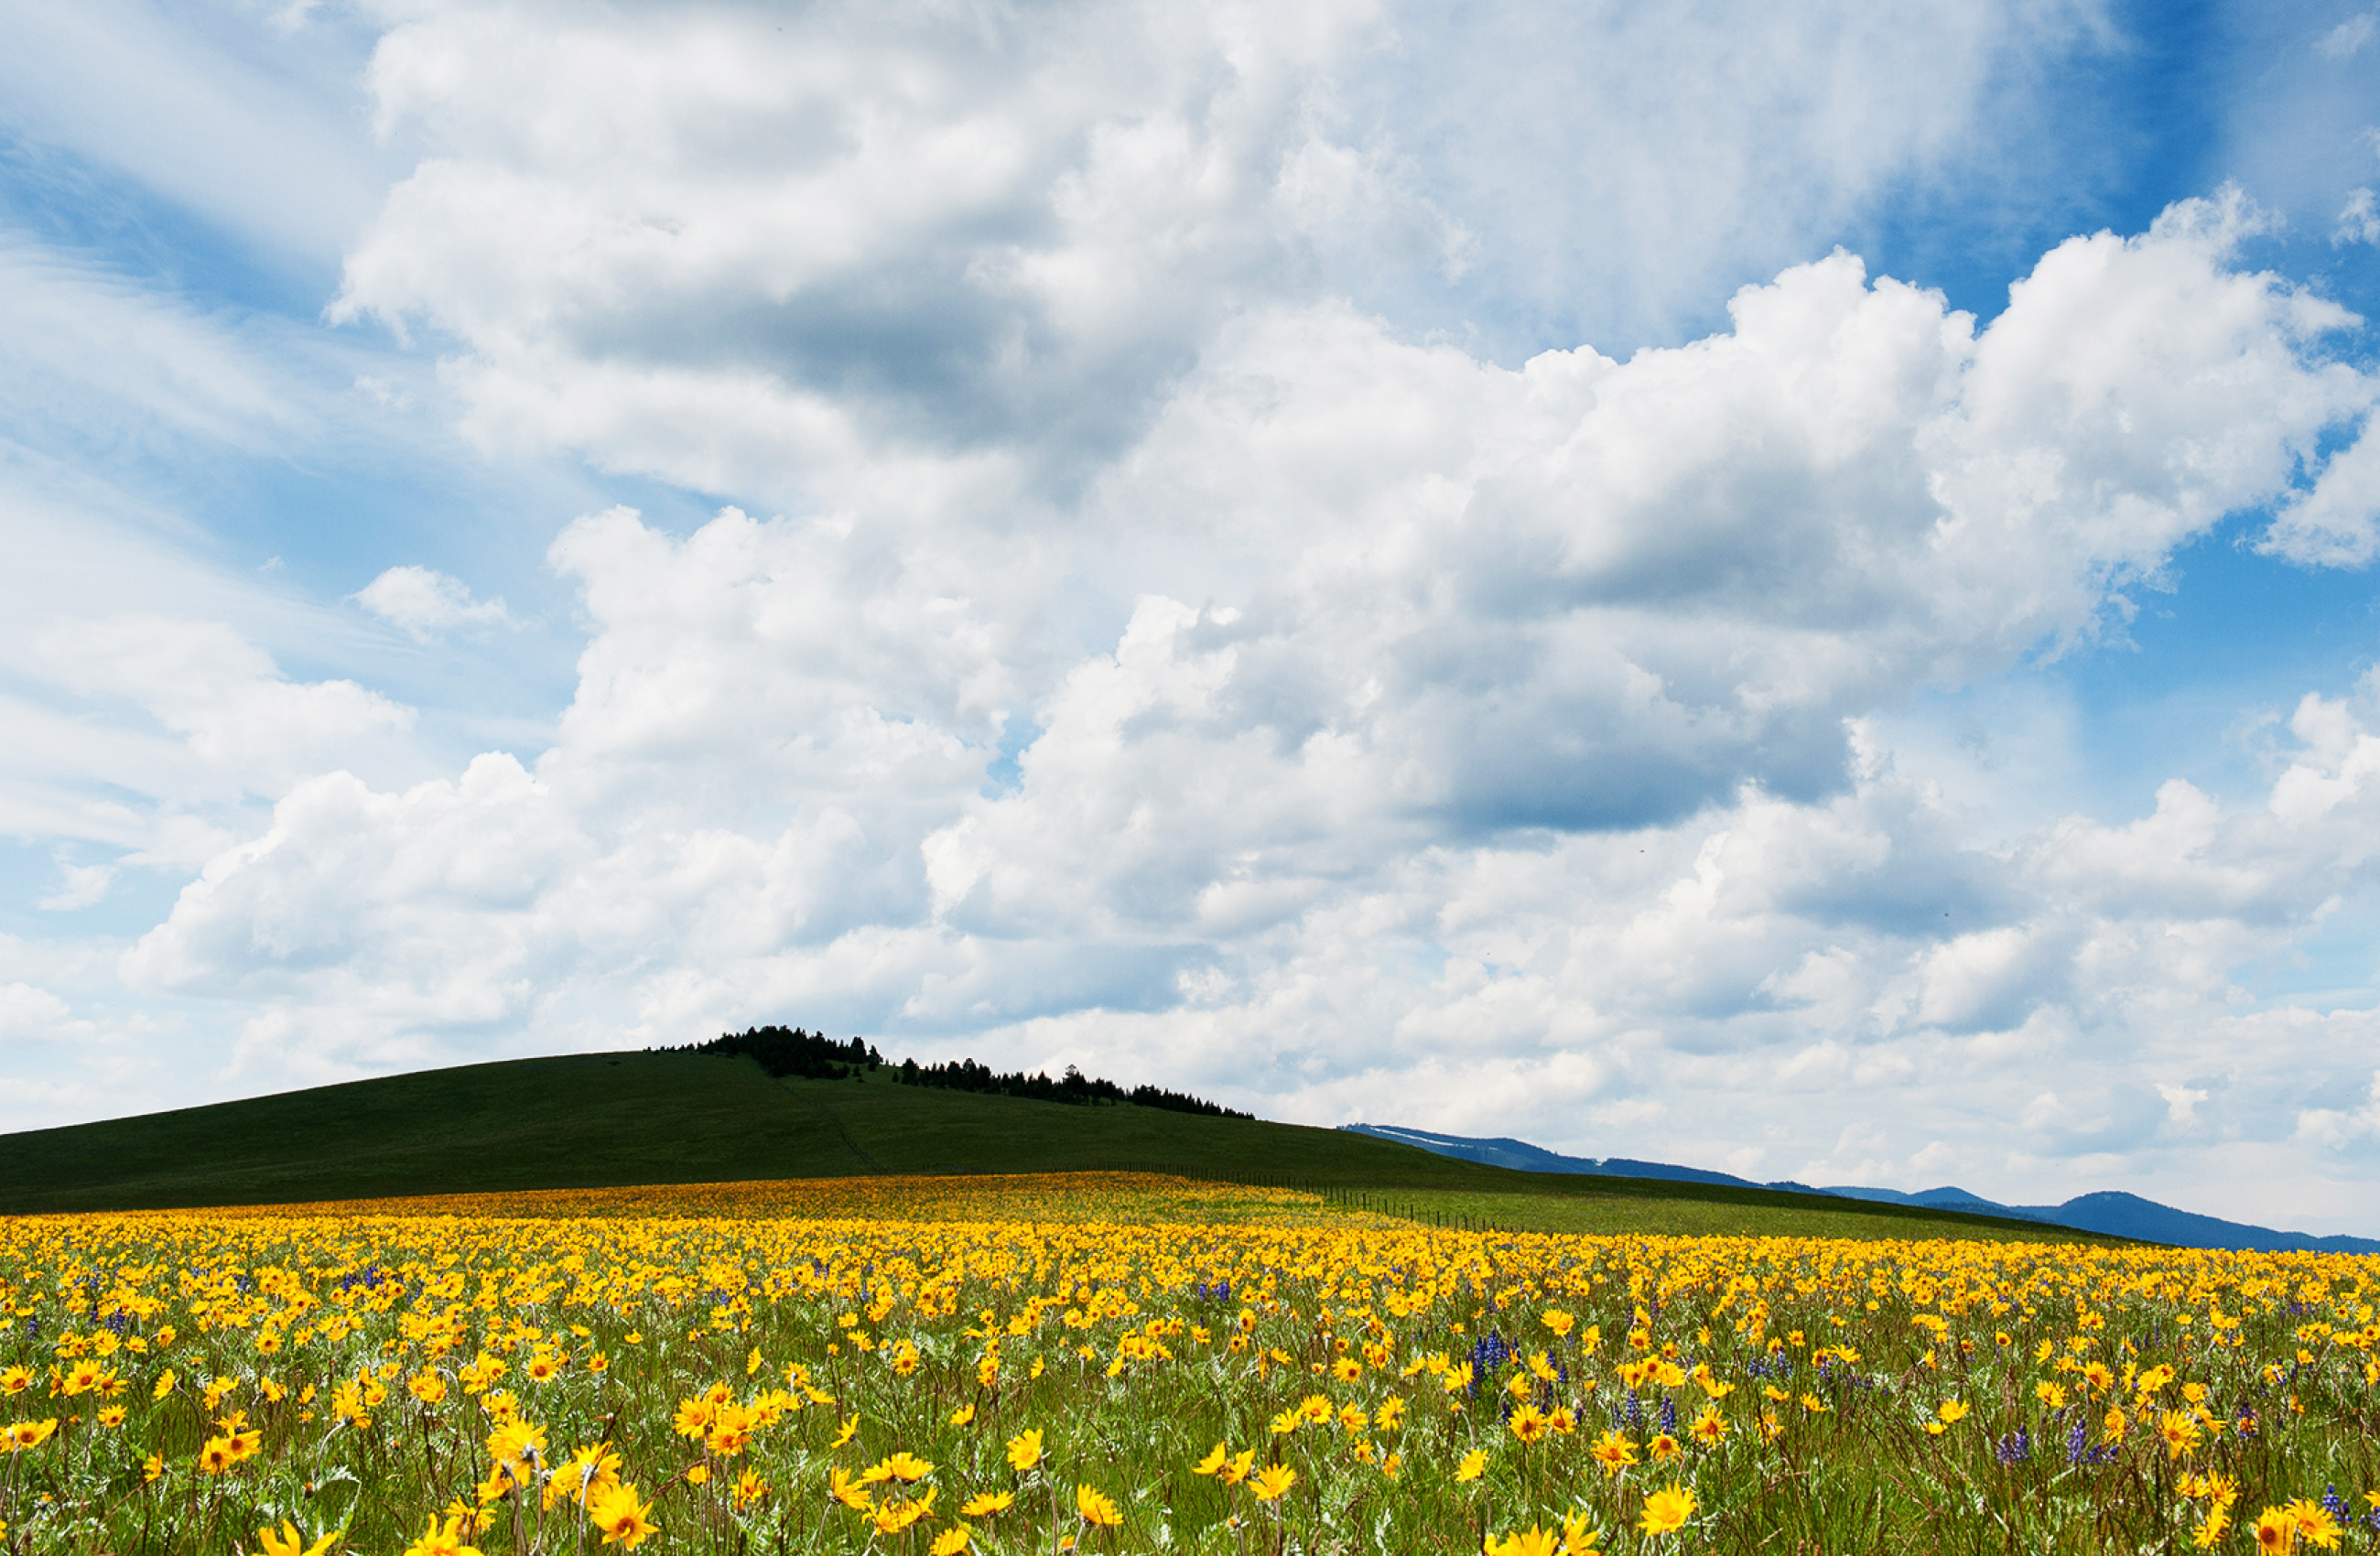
0;1054;2075;1249
0;1173;2374;1554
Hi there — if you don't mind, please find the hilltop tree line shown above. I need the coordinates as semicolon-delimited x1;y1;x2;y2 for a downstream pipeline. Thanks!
676;1025;1253;1119
679;1026;882;1079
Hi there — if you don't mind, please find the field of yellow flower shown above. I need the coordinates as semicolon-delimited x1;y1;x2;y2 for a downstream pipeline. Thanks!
2;1172;2376;1554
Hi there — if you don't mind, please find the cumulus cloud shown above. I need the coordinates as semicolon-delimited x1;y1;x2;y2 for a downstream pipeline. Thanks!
117;187;2380;1221
331;0;2114;497
1320;0;2112;351
2158;1083;2209;1128
33;614;416;796
2262;405;2380;565
0;981;77;1043
352;566;514;637
2298;1070;2380;1151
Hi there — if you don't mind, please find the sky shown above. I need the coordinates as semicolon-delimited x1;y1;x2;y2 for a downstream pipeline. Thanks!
7;0;2380;1234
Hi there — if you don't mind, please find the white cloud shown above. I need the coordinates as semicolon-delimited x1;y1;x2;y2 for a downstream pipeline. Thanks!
2297;1071;2380;1150
0;238;302;458
0;0;388;264
330;0;2115;502
0;982;77;1043
36;859;114;913
1915;926;2068;1032
2339;187;2380;245
353;566;514;638
1325;0;2114;351
2319;11;2375;59
125;755;578;1003
1794;1122;1964;1191
0;224;520;878
103;193;2380;1223
33;614;416;796
2262;408;2380;566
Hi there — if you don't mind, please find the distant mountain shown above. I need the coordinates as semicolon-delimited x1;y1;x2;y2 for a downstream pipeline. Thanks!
2007;1191;2380;1255
1342;1124;2380;1254
1342;1125;1756;1186
1817;1184;2013;1212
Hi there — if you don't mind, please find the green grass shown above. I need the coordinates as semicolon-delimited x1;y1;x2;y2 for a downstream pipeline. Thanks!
1322;1185;2101;1243
0;1050;2116;1243
0;1051;851;1215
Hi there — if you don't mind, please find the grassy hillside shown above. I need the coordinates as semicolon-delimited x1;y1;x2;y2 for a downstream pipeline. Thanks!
0;1051;2111;1242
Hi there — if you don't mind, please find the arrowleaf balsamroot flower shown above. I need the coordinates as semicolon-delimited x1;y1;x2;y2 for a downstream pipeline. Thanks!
1250;1464;1297;1500
1638;1486;1696;1536
2158;1410;2203;1460
589;1484;658;1549
1006;1428;1044;1472
871;1487;938;1536
2252;1506;2299;1552
1076;1485;1125;1527
1589;1430;1636;1476
4;1420;57;1453
402;1514;485;1556
2285;1498;2342;1549
881;1451;934;1482
254;1523;341;1556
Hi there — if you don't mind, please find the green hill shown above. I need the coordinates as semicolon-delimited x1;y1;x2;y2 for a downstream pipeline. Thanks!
0;1050;2111;1243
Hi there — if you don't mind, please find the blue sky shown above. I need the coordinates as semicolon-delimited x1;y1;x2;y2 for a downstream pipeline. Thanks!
7;0;2380;1233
